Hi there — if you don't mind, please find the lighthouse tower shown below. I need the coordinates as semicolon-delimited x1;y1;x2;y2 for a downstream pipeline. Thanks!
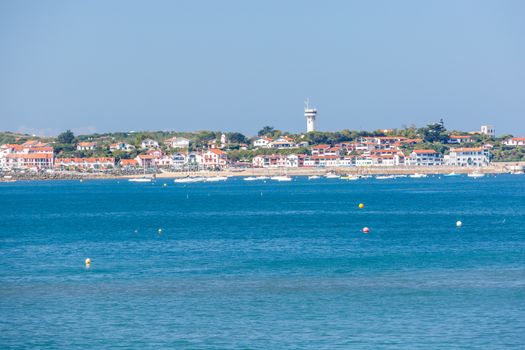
304;99;317;132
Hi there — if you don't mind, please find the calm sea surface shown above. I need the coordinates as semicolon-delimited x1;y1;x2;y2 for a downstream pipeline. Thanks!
1;175;524;349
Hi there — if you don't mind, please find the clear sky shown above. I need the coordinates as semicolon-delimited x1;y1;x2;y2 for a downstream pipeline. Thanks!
1;0;524;136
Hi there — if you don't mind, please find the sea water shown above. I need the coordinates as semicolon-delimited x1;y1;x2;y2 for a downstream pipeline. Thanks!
1;175;524;349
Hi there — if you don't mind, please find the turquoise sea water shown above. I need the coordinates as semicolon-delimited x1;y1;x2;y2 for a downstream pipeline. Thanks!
1;175;524;349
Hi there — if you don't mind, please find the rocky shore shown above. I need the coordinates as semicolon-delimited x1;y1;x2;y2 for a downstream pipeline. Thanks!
1;162;523;182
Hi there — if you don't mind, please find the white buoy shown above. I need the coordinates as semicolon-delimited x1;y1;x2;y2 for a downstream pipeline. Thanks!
158;228;163;234
456;220;462;227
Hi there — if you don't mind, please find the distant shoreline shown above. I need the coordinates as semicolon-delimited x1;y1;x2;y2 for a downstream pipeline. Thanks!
1;162;523;182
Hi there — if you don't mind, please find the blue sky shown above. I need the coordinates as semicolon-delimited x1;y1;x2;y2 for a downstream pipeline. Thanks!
1;0;524;136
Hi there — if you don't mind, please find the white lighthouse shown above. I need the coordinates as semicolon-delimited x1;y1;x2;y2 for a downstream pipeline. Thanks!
304;99;317;132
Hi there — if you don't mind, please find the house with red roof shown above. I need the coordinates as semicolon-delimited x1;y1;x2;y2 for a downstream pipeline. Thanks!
448;135;473;144
198;149;228;169
408;149;443;166
76;142;97;151
502;137;525;146
445;148;490;167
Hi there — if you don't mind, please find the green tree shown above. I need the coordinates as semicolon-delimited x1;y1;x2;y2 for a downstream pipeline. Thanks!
420;122;448;143
258;126;275;136
227;132;248;144
57;130;75;144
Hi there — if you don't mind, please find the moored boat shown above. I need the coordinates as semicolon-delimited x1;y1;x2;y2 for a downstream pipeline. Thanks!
244;176;269;181
325;173;340;179
467;172;484;178
205;176;228;182
174;177;206;183
129;177;152;182
270;175;292;182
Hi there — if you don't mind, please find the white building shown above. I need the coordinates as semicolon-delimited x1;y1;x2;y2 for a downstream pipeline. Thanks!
305;99;317;133
0;142;54;170
408;150;443;166
503;137;525;146
355;157;373;167
164;137;190;149
198;149;228;169
268;136;296;149
445;148;490;167
171;153;187;169
141;139;159;149
110;142;135;152
76;142;96;151
253;137;272;148
448;135;473;144
480;125;495;137
55;157;114;170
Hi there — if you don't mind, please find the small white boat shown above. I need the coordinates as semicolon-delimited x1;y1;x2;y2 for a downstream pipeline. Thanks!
511;171;524;175
174;177;206;183
129;178;152;182
341;175;359;181
376;175;395;180
308;175;321;180
244;176;269;181
467;172;485;178
205;176;228;182
393;175;407;178
270;175;292;182
409;173;427;178
444;172;460;177
325;173;340;179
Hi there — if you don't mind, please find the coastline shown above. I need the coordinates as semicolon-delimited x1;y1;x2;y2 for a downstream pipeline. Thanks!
1;162;523;182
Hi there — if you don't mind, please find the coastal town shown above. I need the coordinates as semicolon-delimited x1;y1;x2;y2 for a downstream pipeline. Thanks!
1;105;524;178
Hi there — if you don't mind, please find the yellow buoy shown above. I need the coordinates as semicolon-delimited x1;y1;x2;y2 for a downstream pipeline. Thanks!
85;258;91;265
358;203;364;209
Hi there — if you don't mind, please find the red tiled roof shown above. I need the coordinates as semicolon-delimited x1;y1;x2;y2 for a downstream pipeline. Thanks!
77;142;97;147
6;153;53;159
450;148;483;152
412;149;438;154
56;157;114;163
120;159;138;165
208;149;226;155
449;135;471;139
29;146;53;152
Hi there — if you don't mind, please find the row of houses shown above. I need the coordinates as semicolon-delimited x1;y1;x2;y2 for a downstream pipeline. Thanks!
0;141;54;170
252;148;491;168
75;136;192;152
0;141;228;170
503;137;525;146
251;134;484;150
